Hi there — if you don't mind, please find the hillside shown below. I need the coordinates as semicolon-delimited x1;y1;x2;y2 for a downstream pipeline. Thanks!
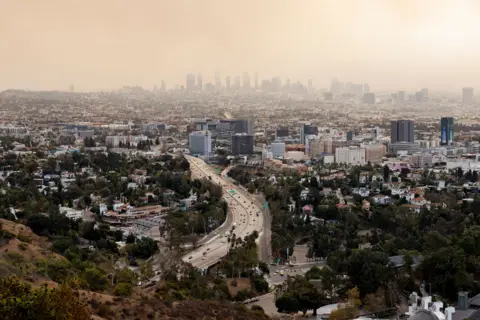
0;219;272;320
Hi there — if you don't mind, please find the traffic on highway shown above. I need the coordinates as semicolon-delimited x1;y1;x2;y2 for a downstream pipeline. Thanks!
182;155;264;270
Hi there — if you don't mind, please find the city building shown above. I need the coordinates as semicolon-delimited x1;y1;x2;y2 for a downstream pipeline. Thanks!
300;124;318;144
335;146;366;165
188;131;212;156
440;117;454;146
271;142;286;159
242;72;251;90
346;131;353;141
363;92;376;104
391;120;415;143
232;119;254;135
421;88;429;101
231;133;254;155
186;73;196;92
390;142;421;155
365;144;387;164
415;91;423;103
410;153;434;168
324;92;333;101
197;73;203;91
276;127;289;139
462;87;474;104
225;76;231;91
398;90;405;103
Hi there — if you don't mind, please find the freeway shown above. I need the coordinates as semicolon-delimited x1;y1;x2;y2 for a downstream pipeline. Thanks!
182;155;265;269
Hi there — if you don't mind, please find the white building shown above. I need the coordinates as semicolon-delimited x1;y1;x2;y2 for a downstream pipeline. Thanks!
271;142;285;159
335;146;366;165
188;131;212;156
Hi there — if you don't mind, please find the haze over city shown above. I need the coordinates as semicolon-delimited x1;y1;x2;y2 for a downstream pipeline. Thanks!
2;0;480;91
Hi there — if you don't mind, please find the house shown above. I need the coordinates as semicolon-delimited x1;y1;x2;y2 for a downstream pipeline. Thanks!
372;195;392;205
411;196;429;206
300;188;311;201
180;194;198;209
302;204;313;215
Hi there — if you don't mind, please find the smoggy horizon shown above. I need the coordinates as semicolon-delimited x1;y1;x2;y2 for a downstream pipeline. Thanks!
2;0;480;92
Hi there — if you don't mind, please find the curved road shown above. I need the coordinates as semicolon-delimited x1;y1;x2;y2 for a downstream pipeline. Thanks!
182;155;265;269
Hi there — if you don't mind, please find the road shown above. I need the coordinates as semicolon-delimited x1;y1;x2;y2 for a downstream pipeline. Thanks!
182;155;265;269
220;167;272;262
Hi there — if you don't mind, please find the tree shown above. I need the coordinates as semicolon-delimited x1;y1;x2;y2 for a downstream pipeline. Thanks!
275;293;300;314
346;250;394;297
131;237;159;259
473;170;479;183
115;282;133;297
383;165;390;181
275;276;326;316
126;233;135;243
0;277;91;320
83;268;109;291
310;176;319;189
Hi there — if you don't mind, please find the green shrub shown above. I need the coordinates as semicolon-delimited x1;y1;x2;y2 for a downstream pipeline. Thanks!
17;234;32;243
115;282;133;297
83;268;108;292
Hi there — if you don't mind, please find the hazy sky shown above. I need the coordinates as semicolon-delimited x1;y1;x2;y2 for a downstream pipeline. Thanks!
2;0;480;92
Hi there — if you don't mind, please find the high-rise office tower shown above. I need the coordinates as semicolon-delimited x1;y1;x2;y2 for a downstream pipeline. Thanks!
214;72;221;91
231;134;254;155
363;83;370;93
462;87;474;104
234;76;241;90
197;73;203;91
398;91;405;103
363;92;376;104
225;76;231;91
189;131;212;155
242;72;251;90
161;80;166;92
308;79;313;92
421;88;429;101
440;117;454;146
415;91;423;103
391;120;414;143
276;127;289;139
186;73;196;91
254;72;259;89
300;124;318;144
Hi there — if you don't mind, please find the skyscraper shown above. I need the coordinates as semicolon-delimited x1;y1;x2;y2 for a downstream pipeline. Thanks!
462;87;474;104
391;120;414;143
214;72;222;91
234;76;241;90
189;131;212;155
197;73;203;91
398;91;405;103
440;117;454;146
225;76;231;91
300;124;318;145
186;73;196;91
254;72;259;89
231;134;254;155
363;83;370;93
242;72;251;90
421;88;429;101
160;80;166;92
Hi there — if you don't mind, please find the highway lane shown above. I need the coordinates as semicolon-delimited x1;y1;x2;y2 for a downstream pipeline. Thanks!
182;155;264;269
